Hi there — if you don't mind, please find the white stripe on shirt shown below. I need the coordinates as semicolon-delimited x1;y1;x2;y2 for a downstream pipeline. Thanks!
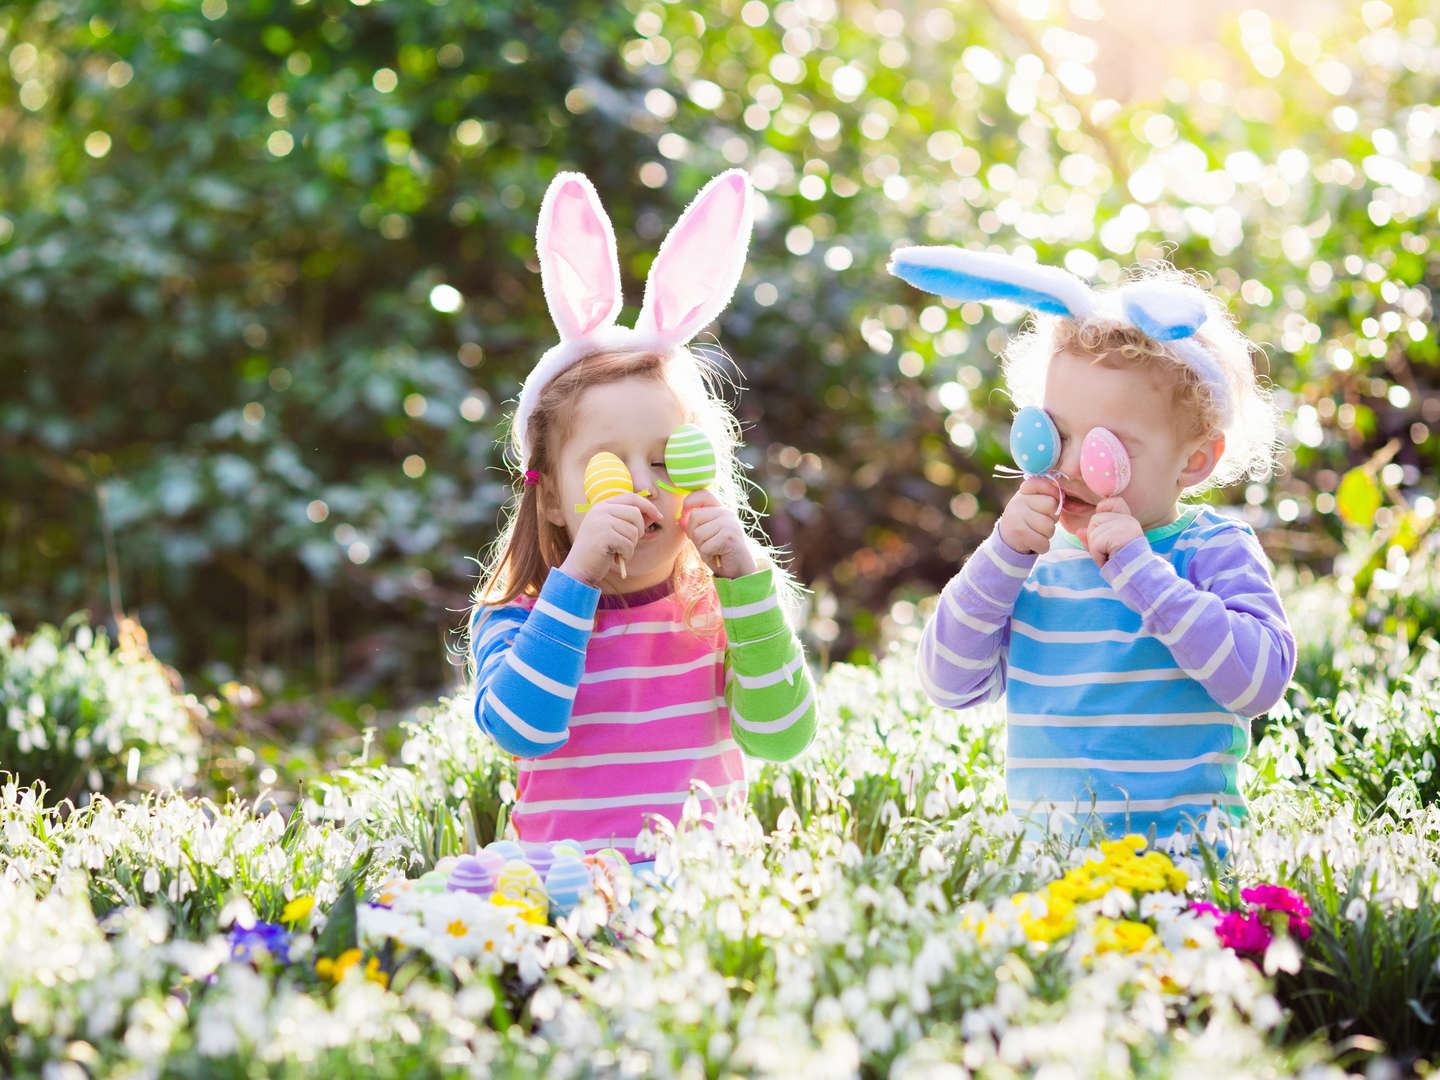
518;739;740;772
1011;619;1146;644
519;781;744;814
533;598;593;631
1007;711;1243;729
1006;752;1239;772
731;692;814;734
482;692;567;745
579;651;720;684
732;654;806;689
506;652;580;701
1226;639;1272;715
721;595;778;620
983;542;1032;579
568;696;727;727
1007;665;1190;687
943;590;1002;634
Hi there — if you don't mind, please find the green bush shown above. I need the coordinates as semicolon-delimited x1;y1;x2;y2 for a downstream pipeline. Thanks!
3;0;1435;696
0;613;202;801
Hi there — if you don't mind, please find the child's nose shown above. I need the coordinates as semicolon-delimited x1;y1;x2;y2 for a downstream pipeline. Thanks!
628;456;660;497
1056;438;1081;482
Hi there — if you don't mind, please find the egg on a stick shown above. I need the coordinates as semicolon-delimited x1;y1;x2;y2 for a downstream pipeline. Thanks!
575;451;651;579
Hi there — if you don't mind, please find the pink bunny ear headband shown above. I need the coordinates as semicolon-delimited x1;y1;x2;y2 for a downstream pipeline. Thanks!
512;169;755;468
886;247;1235;428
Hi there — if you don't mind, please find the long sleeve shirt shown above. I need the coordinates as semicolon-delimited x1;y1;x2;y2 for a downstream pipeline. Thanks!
918;505;1296;842
470;566;816;862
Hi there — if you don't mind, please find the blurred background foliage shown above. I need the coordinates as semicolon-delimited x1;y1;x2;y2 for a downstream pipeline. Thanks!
1;0;1437;725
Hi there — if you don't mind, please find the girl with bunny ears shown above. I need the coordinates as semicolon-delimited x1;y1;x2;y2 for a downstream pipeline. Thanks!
890;247;1295;849
468;170;817;865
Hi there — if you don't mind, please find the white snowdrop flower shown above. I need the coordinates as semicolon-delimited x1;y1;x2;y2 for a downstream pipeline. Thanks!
1263;935;1303;976
715;898;744;940
1099;887;1137;918
813;995;845;1029
1251;993;1284;1030
918;844;947;875
866;964;897;1004
839;983;868;1020
194;1002;241;1057
218;895;255;929
1401;876;1420;909
856;1008;894;1053
1345;897;1369;924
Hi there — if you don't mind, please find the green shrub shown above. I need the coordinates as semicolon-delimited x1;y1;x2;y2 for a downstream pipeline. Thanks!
0;613;202;802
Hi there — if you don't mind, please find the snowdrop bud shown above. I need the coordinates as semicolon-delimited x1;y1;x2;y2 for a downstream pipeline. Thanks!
1262;935;1302;976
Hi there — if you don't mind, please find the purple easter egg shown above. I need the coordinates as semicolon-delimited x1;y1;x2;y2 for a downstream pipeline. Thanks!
446;854;497;898
520;841;557;879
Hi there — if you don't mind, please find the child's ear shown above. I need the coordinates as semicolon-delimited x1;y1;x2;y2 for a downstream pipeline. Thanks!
1179;431;1225;488
538;481;568;529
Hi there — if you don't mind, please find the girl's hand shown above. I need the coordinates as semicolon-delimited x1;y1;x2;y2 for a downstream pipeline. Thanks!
998;476;1060;555
1079;496;1143;568
682;489;758;579
560;492;662;587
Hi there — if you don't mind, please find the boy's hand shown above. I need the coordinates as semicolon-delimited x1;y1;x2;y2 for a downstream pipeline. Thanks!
998;476;1059;555
560;493;662;587
682;489;757;579
1079;496;1143;568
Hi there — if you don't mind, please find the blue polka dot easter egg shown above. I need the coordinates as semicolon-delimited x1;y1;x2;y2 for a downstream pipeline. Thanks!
1008;406;1060;477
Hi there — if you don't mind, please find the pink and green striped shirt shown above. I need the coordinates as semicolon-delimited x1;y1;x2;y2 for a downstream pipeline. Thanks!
470;567;816;862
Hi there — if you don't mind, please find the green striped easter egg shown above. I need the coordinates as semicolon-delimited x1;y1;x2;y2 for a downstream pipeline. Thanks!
664;423;717;490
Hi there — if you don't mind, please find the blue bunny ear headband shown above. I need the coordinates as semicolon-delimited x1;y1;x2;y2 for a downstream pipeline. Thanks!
887;247;1234;427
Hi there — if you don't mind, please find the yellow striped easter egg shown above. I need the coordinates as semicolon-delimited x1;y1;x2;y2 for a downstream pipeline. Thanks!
583;451;634;506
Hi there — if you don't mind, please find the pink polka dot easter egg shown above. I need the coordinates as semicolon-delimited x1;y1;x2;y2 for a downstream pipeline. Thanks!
1080;427;1131;498
1008;406;1060;477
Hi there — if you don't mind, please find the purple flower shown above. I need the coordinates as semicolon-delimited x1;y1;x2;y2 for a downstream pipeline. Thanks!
1215;910;1273;955
1240;884;1312;920
1188;900;1224;920
228;921;291;965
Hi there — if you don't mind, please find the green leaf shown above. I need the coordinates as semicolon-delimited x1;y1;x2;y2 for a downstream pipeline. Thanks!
1336;468;1382;527
314;878;358;959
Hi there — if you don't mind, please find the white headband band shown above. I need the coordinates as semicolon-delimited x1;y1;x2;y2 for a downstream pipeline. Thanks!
512;169;755;467
887;247;1235;428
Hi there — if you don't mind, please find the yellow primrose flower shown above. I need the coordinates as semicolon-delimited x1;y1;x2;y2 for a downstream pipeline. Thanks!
281;895;314;923
1056;869;1114;903
315;947;363;982
1112;864;1168;893
1100;835;1147;860
1094;918;1157;954
364;956;389;988
1019;893;1077;944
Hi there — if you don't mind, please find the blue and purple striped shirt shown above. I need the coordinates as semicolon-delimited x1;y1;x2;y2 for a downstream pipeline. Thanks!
919;505;1296;842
